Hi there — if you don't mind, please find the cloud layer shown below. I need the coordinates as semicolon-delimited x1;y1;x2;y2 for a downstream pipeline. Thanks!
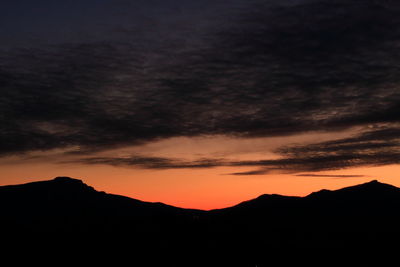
1;0;400;173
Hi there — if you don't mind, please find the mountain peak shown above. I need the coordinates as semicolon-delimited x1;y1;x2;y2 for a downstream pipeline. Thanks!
53;176;84;183
346;179;396;190
365;179;379;184
307;179;399;200
49;176;96;192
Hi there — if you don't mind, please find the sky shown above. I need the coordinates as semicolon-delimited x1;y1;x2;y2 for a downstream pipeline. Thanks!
1;0;400;209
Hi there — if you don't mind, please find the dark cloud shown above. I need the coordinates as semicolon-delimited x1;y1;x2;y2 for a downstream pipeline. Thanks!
70;126;400;174
228;169;273;176
66;156;225;169
200;0;400;135
1;0;400;175
295;174;366;178
230;126;400;174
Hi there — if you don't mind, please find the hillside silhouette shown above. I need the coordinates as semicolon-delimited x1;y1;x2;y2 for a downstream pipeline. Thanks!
2;177;400;266
0;176;201;231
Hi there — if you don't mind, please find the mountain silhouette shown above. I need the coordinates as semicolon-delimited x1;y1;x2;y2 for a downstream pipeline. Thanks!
0;177;202;234
218;179;400;213
1;177;400;266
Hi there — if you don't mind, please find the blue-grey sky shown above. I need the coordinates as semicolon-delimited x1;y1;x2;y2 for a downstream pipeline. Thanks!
1;0;229;48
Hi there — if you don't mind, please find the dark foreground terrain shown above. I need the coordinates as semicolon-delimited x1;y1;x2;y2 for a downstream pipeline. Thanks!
1;177;400;265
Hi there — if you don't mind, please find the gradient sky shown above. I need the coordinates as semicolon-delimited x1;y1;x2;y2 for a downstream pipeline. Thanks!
1;0;400;209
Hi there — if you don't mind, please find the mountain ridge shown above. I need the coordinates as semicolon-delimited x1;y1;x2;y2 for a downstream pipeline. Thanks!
1;176;397;211
0;176;204;212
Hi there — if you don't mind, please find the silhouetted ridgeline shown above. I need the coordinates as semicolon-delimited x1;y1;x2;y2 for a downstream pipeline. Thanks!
1;177;400;266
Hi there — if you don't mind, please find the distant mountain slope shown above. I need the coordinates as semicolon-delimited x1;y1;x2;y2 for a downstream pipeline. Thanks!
214;180;400;212
0;176;201;212
0;177;202;234
1;177;400;266
208;179;400;230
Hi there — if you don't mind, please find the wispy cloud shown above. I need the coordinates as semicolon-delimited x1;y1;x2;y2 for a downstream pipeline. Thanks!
295;174;367;178
67;126;400;175
65;156;226;169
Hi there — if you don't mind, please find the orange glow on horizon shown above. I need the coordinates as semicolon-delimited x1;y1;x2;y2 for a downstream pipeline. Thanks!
1;160;399;210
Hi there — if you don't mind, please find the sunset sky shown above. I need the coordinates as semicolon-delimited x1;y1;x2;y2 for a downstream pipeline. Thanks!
1;0;400;210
